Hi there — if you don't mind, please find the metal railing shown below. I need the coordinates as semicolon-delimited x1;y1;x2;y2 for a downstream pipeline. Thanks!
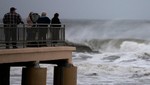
0;24;66;49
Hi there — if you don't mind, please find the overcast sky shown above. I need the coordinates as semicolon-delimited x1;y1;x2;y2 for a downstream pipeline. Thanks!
1;0;150;20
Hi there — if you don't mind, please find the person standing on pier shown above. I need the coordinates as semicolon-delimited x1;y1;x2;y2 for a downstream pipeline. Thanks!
3;7;24;49
26;12;40;47
51;13;61;45
37;12;50;47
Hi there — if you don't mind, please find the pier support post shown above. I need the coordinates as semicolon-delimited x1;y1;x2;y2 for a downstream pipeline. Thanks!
0;65;10;85
54;64;77;85
21;67;47;85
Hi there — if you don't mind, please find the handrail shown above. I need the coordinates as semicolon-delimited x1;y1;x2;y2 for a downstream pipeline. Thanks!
0;24;66;49
0;23;65;26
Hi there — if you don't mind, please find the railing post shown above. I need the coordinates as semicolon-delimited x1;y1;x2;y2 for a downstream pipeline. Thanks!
23;24;26;48
63;25;65;41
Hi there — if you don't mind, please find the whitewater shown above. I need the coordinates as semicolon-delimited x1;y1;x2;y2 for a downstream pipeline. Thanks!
11;19;150;85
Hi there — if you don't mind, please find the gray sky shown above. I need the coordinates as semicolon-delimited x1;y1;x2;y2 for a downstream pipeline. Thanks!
1;0;150;20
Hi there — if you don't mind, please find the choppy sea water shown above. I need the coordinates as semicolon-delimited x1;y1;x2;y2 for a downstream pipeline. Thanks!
10;19;150;85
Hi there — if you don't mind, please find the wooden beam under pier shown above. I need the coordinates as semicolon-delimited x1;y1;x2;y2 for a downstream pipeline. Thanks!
0;46;75;65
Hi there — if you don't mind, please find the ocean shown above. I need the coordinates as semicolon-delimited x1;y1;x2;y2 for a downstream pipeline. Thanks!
9;19;150;85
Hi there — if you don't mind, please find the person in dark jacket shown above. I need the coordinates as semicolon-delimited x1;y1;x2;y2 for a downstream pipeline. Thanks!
51;13;61;45
37;12;50;47
3;7;24;49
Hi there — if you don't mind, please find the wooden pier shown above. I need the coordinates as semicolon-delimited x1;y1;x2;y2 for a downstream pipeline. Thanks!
0;46;77;85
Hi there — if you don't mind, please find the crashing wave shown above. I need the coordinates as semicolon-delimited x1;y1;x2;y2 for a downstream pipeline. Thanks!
64;40;93;52
65;38;150;52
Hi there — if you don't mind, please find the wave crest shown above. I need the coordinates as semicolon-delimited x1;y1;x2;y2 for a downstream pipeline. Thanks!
79;38;150;52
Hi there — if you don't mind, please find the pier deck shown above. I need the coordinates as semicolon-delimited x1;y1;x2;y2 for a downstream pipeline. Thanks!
0;46;75;65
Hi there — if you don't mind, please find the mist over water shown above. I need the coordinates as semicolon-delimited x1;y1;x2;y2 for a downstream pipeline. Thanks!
64;19;150;41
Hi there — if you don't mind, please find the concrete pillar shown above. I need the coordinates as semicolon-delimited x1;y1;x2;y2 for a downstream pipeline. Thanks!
0;65;10;85
54;65;77;85
22;67;47;85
